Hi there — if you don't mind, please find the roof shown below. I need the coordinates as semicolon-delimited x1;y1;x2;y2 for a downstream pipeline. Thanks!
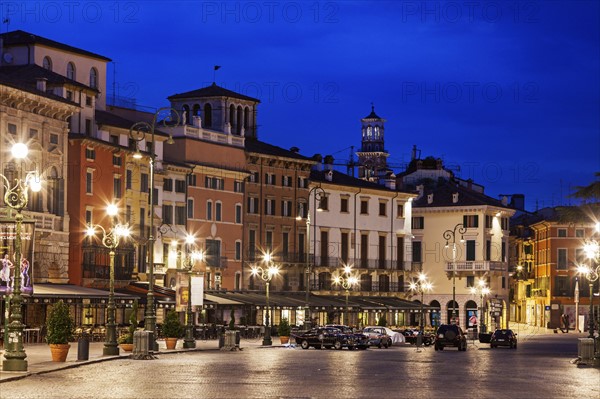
245;139;314;162
0;30;111;61
168;82;260;102
362;105;383;120
28;284;134;300
310;169;407;193
412;181;509;209
95;110;171;138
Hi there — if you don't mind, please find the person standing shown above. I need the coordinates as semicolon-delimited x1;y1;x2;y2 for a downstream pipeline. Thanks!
0;253;14;288
20;257;30;287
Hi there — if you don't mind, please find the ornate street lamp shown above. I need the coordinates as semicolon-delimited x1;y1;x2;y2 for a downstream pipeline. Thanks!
1;143;42;372
410;273;433;347
470;279;491;334
86;204;130;356
443;223;466;323
251;252;279;346
296;186;325;329
333;264;359;325
129;107;180;351
178;234;203;349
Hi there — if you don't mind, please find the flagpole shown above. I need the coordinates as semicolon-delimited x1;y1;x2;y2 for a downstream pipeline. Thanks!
574;278;580;332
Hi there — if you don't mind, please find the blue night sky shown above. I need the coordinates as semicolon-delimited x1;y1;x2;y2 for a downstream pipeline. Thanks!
3;0;599;210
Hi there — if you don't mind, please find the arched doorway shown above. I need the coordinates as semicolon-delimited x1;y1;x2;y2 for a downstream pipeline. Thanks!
360;274;372;292
429;300;441;328
318;272;332;290
379;275;390;292
447;300;459;325
465;300;478;332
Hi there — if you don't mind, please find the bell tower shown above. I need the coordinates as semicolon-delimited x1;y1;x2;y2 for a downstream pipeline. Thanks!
356;104;389;181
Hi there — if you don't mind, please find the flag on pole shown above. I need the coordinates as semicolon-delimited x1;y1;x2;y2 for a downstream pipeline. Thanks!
574;279;579;303
214;65;221;70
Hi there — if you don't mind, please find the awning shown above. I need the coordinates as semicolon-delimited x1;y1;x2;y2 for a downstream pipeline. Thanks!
204;293;245;306
23;284;137;304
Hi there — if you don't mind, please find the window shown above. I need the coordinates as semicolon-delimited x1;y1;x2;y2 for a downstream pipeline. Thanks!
463;215;479;228
85;148;95;160
163;179;173;191
89;67;98;88
66;91;73;101
466;276;475;288
206;201;213;220
378;235;386;268
265;173;275;185
185;199;193;219
29;128;38;139
282;176;292;187
501;217;509;230
360;199;368;214
234;180;244;192
412;241;422;263
66;62;76;80
235;204;242;223
175;206;186;225
248;197;259;214
266;231;273;252
206;239;221;267
85;95;92;107
281;200;292;217
126;205;132;224
557;249;567;270
205;176;224;190
113;176;122;199
249;172;259;183
466;240;476;261
379;202;387;216
235;241;241;261
265;199;275;216
141;173;149;193
175;179;186;193
412;216;424;229
340;198;349;213
297;176;307;188
557;229;567;237
187;174;196;186
485;215;493;229
86;171;93;194
163;205;173;224
485;240;491;261
43;56;52;70
112;155;122;166
575;229;584;238
249;230;257;261
282;232;289;259
7;123;16;135
554;276;569;296
126;170;132;190
85;210;92;224
396;203;404;218
215;202;222;221
85;119;92;135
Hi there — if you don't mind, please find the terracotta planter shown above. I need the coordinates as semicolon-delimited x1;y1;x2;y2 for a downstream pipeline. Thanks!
49;344;71;362
119;343;134;352
165;337;178;349
279;336;290;345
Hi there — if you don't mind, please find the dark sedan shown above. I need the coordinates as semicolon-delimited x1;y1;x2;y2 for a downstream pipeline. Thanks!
490;329;517;349
326;324;370;349
294;327;354;350
399;328;435;346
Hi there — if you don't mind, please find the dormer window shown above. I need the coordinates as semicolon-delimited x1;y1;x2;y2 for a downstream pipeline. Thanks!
42;56;52;71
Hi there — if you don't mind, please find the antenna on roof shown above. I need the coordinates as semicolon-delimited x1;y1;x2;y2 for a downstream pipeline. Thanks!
111;61;116;107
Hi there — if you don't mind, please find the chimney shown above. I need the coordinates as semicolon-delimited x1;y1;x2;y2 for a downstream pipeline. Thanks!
501;196;508;206
466;179;473;190
311;154;323;171
510;194;525;210
416;184;424;199
427;194;434;204
325;170;333;182
384;172;396;190
290;146;299;153
36;77;47;92
452;192;459;204
324;155;334;171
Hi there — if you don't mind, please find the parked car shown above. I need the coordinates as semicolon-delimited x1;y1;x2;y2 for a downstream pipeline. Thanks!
398;328;434;346
294;327;354;350
361;326;392;348
364;326;406;345
434;324;467;351
325;325;370;349
490;329;517;349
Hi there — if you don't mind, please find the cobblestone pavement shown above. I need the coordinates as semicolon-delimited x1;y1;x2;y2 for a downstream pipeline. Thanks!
0;332;598;399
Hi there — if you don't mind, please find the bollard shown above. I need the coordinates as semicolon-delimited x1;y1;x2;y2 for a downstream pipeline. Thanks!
77;333;90;361
132;330;156;360
218;332;225;348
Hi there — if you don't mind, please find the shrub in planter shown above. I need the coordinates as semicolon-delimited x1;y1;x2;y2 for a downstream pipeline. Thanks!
162;311;183;338
46;300;75;362
278;318;291;337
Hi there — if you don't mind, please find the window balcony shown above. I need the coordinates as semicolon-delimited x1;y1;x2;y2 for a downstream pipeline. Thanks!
445;261;506;275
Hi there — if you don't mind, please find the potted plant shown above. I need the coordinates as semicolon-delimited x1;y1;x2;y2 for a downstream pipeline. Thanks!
46;300;75;362
162;310;183;349
118;300;138;352
278;317;291;345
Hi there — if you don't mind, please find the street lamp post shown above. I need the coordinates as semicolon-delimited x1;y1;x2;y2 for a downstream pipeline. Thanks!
1;143;42;372
443;223;466;323
333;265;358;325
86;204;130;356
297;186;325;329
578;238;599;339
251;253;279;346
130;107;180;351
181;234;203;349
470;279;491;334
410;273;433;347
